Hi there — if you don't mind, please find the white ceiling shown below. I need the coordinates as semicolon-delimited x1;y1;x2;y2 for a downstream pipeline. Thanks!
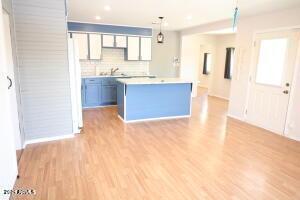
68;0;300;31
204;28;236;35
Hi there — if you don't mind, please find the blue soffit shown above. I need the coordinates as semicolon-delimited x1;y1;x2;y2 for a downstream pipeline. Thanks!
68;21;152;36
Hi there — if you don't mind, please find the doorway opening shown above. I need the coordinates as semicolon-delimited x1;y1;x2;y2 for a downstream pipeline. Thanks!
180;28;237;101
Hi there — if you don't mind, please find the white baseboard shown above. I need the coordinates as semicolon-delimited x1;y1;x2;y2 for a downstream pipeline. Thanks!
285;134;300;142
83;105;117;109
118;114;191;123
227;114;245;121
208;94;229;100
23;134;74;148
197;84;208;88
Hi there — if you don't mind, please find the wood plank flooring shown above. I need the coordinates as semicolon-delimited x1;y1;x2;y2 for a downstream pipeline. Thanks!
14;88;300;199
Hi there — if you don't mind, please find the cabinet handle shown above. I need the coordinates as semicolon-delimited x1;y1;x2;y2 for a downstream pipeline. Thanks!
7;76;12;89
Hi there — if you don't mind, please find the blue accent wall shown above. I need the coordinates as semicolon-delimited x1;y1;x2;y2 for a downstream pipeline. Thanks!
68;22;152;36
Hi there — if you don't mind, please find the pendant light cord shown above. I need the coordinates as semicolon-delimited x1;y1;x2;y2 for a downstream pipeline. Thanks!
160;18;162;32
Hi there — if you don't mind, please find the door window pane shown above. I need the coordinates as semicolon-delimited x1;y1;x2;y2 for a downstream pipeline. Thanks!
256;38;287;86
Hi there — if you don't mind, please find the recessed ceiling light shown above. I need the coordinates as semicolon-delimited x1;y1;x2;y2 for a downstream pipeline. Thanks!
163;22;169;27
95;16;101;20
186;15;193;20
104;5;111;11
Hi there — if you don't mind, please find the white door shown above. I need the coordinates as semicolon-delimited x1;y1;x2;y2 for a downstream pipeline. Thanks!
140;37;152;61
72;33;88;60
89;34;102;60
3;10;22;150
246;30;300;134
0;6;18;199
127;36;140;61
68;38;83;133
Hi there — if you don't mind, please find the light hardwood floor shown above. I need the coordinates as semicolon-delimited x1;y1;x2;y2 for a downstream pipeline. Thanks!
14;88;300;200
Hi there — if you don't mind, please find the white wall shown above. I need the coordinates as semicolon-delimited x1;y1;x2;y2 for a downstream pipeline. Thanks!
180;34;201;96
197;36;216;88
180;7;300;141
210;34;235;99
227;7;300;140
150;30;180;77
228;7;300;118
181;34;235;99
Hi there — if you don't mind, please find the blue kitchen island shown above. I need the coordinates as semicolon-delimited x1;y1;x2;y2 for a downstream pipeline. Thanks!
117;78;193;122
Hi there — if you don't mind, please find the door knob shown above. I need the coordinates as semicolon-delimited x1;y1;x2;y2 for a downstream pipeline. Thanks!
283;90;289;94
286;83;290;87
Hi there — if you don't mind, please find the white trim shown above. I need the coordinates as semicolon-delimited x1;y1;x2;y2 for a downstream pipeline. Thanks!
83;105;117;109
227;114;245;121
189;90;193;116
124;84;127;121
284;33;300;138
286;134;300;142
68;20;153;30
118;115;125;122
208;94;229;100
23;134;74;147
118;114;190;123
70;30;151;38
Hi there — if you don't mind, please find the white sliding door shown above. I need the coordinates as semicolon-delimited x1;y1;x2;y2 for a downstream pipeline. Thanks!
0;6;18;200
3;10;22;149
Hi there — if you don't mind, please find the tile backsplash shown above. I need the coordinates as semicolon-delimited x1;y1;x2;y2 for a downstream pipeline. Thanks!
80;48;149;76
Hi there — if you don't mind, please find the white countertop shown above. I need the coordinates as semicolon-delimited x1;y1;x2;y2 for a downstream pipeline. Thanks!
116;77;192;85
81;75;156;78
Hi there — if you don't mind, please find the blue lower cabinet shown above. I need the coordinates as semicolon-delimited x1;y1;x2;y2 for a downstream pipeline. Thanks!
82;77;118;108
84;83;101;107
101;85;117;104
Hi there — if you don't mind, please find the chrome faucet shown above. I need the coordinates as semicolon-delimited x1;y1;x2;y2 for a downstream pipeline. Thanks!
110;67;119;76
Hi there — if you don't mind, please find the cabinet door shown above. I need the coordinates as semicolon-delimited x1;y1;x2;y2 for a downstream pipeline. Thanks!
127;36;140;60
89;34;102;59
85;84;101;106
140;37;152;61
72;33;88;60
101;85;117;104
102;34;115;47
115;35;127;48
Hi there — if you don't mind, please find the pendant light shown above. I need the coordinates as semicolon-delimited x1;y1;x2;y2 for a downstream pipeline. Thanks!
157;17;164;43
232;0;239;30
